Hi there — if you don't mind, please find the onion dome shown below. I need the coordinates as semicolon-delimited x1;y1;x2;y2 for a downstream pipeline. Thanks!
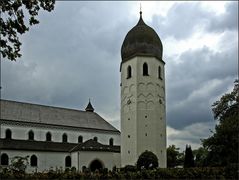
121;11;163;63
85;100;94;112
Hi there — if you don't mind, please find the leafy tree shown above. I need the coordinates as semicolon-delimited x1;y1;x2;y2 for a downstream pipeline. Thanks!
184;145;195;168
193;147;208;167
136;150;158;170
202;80;239;166
167;145;184;168
1;0;55;61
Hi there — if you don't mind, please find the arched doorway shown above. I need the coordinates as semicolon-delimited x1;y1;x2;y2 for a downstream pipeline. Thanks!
89;159;103;172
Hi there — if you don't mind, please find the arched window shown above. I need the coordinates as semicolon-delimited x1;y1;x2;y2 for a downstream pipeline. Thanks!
65;156;71;167
62;133;68;143
109;138;114;146
46;132;52;141
158;66;162;79
30;155;37;167
1;153;9;165
127;66;132;79
93;137;98;142
143;63;149;76
78;136;83;143
5;129;12;139
28;130;34;140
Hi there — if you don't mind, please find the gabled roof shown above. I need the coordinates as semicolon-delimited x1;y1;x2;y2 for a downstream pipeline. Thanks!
0;99;119;133
0;138;120;153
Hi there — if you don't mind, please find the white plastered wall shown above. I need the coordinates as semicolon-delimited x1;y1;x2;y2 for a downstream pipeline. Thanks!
0;124;120;145
0;150;69;173
1;150;121;172
121;56;166;167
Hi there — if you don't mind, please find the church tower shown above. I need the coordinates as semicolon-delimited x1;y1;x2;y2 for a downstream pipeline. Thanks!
120;11;166;168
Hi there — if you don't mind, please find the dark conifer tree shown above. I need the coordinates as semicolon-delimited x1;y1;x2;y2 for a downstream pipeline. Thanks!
184;145;195;168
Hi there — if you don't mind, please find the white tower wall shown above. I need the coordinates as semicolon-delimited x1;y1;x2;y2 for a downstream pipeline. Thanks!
121;56;166;167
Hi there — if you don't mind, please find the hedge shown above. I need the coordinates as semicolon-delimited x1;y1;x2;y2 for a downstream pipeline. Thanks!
0;166;238;179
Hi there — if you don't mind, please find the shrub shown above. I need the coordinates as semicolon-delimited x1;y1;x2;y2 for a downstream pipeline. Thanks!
9;156;29;173
137;150;158;170
123;165;137;172
82;165;87;172
112;165;117;172
1;166;238;179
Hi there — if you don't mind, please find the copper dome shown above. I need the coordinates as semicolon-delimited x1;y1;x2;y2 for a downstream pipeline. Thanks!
121;12;163;63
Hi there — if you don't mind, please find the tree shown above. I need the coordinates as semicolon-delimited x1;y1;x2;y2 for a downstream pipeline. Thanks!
136;150;158;170
193;147;208;167
184;145;195;168
1;0;55;61
202;80;239;166
167;145;184;168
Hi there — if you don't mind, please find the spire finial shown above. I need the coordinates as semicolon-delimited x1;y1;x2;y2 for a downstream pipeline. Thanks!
85;98;94;112
137;3;145;25
140;3;142;17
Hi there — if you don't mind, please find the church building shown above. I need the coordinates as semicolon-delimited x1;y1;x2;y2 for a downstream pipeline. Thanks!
0;100;121;172
0;11;166;172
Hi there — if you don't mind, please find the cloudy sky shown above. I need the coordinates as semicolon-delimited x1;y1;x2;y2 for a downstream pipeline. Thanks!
1;1;238;150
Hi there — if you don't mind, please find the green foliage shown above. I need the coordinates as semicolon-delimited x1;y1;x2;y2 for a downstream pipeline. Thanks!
193;147;208;167
184;145;195;168
1;166;238;179
154;167;227;179
202;80;239;166
136;150;158;170
122;165;137;172
0;167;13;179
0;155;29;179
212;80;238;120
1;0;55;61
167;145;184;168
9;155;29;173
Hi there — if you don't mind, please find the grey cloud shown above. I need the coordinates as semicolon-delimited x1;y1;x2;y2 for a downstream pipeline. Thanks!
1;2;132;130
151;2;238;40
167;121;215;150
151;2;211;39
207;2;238;32
166;44;237;129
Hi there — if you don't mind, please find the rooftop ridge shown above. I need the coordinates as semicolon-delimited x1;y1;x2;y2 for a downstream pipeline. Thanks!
1;99;87;113
1;99;119;132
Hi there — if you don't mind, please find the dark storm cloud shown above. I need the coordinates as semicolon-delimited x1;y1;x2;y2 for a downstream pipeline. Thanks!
152;2;209;39
1;1;134;123
166;44;237;129
151;1;238;40
142;1;238;129
167;121;215;150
